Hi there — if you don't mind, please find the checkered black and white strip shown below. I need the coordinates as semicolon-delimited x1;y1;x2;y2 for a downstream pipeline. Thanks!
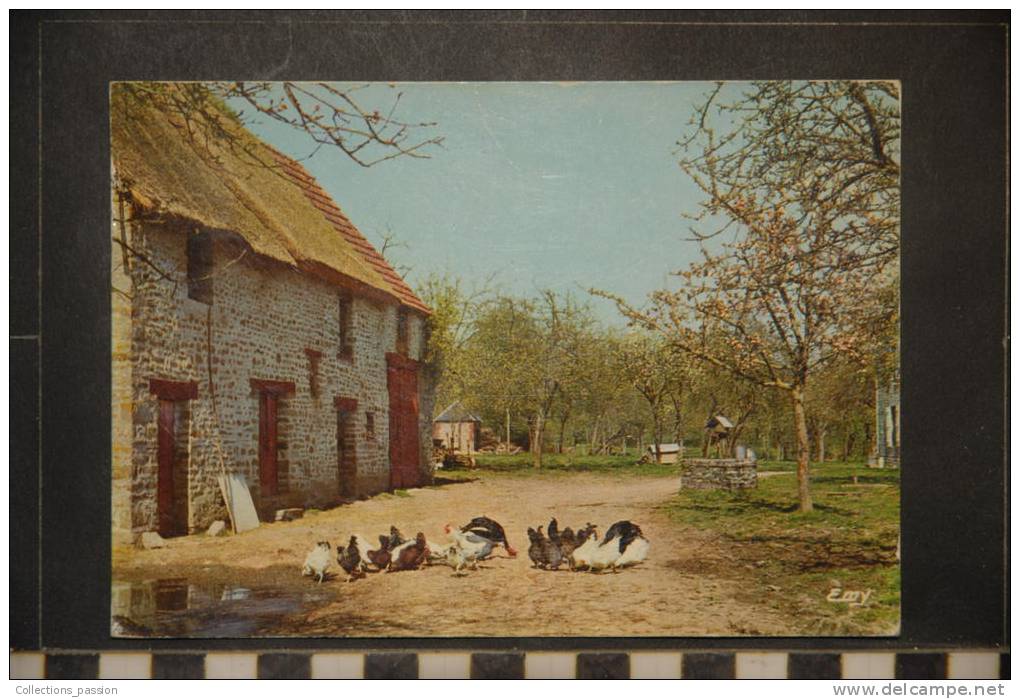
9;651;1008;679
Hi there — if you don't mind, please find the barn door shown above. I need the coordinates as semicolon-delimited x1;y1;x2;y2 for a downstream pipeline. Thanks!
149;378;198;538
386;353;420;489
250;379;296;499
258;391;279;496
156;399;178;537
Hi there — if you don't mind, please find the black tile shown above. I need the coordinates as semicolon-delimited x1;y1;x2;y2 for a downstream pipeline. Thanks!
364;653;418;679
1000;654;1010;680
152;654;205;680
471;653;525;679
258;653;311;679
788;653;842;679
45;654;99;679
682;653;735;680
577;653;629;680
896;654;947;680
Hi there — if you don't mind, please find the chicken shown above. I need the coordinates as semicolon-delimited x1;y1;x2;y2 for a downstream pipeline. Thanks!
389;532;429;572
567;525;603;571
461;516;517;557
527;526;564;570
366;535;393;571
601;520;643;553
570;521;649;572
557;526;578;558
348;534;375;572
336;535;364;582
601;520;649;570
301;541;332;583
387;526;407;549
439;544;474;575
444;520;495;571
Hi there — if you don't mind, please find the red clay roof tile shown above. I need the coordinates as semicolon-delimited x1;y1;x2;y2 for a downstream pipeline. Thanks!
268;150;431;314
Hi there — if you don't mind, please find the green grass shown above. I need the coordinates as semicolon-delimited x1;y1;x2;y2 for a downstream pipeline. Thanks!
660;462;900;634
441;452;680;479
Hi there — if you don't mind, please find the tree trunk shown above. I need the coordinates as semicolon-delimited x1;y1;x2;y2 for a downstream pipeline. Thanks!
505;408;511;451
816;426;827;462
791;386;813;512
556;410;569;454
530;413;544;468
652;417;663;463
842;431;855;462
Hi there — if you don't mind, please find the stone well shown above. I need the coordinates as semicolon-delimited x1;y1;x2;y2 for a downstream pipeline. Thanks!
680;458;758;490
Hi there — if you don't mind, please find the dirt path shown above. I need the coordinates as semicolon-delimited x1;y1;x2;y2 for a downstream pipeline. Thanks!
113;473;797;637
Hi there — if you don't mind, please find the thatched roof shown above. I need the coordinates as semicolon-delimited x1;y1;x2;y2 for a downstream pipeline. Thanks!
110;83;429;314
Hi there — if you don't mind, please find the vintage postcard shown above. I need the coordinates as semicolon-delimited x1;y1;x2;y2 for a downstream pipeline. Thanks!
109;81;900;637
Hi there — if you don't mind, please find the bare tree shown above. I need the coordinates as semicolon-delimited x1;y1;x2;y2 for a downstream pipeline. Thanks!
597;81;900;512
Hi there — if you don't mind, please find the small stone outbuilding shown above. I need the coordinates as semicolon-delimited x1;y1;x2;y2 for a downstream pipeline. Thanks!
432;401;482;454
110;84;435;543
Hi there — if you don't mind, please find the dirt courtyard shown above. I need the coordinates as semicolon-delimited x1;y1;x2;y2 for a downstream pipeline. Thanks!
113;472;803;637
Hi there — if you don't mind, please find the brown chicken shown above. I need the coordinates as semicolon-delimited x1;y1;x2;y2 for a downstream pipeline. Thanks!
388;532;429;572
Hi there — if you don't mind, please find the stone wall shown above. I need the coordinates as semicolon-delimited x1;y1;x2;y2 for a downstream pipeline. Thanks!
680;458;758;490
113;205;430;539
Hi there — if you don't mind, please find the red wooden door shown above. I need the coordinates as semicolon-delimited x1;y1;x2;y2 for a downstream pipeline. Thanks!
387;354;420;489
157;399;177;537
259;391;279;495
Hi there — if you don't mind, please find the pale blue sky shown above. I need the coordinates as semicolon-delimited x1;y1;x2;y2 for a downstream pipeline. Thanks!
234;82;727;324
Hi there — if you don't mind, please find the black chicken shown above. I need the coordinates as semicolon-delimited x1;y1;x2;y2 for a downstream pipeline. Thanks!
461;516;517;557
336;535;364;582
527;525;564;570
601;520;644;554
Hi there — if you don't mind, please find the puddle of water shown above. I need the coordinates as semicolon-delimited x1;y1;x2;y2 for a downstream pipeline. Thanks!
111;578;329;637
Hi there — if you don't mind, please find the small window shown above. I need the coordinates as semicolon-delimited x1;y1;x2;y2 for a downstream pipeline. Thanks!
305;348;322;399
396;308;409;356
187;230;214;304
338;295;353;359
365;411;375;439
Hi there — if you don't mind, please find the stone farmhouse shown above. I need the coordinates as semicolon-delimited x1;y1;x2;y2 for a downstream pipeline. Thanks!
110;85;434;544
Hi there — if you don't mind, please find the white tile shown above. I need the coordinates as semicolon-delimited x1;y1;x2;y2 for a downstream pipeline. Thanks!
525;653;576;679
10;653;45;679
630;652;683;679
418;653;471;679
310;653;363;679
842;653;896;679
99;653;151;679
736;652;788;679
948;653;1000;679
204;652;258;679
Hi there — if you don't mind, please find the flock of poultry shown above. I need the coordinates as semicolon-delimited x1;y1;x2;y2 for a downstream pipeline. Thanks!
301;515;650;583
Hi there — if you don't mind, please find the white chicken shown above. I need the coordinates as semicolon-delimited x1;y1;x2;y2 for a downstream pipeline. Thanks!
569;521;650;573
568;534;602;571
443;523;495;572
301;541;332;583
